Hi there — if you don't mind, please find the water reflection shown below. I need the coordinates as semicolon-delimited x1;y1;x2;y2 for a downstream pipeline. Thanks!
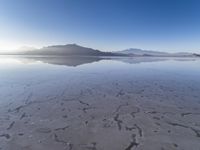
0;55;200;150
0;55;198;67
20;56;103;67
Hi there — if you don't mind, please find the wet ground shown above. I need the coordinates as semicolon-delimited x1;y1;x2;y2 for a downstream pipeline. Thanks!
0;56;200;150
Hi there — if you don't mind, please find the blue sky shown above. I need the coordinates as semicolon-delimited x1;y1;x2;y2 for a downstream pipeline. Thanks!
0;0;200;52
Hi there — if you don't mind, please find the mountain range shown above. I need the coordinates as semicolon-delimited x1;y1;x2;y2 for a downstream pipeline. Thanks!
18;44;125;56
117;48;198;57
1;44;199;57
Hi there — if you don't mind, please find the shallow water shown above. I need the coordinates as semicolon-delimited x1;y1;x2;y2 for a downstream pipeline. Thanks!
0;56;200;150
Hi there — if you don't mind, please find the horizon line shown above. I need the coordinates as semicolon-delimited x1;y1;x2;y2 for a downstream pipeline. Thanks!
0;43;200;54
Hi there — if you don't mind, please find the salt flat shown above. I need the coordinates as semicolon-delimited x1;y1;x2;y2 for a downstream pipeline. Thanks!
0;56;200;150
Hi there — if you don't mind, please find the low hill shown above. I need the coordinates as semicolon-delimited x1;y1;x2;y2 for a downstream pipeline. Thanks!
117;48;198;57
117;48;168;56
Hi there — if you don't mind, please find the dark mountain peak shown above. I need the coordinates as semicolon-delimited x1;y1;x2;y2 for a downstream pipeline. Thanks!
68;43;80;47
42;44;97;51
193;53;200;57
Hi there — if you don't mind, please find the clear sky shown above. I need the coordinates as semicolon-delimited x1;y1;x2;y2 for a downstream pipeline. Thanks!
0;0;200;52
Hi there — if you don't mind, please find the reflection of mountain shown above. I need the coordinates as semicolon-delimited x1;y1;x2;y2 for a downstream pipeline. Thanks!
112;57;169;64
16;56;199;67
20;56;104;67
114;57;198;64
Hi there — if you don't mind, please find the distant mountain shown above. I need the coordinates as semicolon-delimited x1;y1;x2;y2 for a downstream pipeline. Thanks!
21;44;125;56
117;48;197;57
117;48;169;56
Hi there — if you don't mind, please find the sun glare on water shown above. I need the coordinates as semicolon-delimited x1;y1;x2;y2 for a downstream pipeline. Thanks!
0;57;22;64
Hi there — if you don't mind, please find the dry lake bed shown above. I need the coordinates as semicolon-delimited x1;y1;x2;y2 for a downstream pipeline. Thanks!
0;56;200;150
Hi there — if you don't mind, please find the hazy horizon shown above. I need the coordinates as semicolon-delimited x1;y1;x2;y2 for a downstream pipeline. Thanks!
0;43;199;54
1;0;200;53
